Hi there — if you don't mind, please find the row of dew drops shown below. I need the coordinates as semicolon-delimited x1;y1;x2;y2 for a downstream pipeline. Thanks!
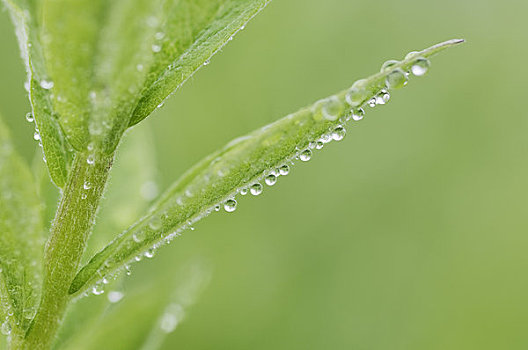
68;55;432;303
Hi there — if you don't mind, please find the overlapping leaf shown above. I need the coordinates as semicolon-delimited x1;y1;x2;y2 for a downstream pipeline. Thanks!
69;39;464;296
0;115;44;335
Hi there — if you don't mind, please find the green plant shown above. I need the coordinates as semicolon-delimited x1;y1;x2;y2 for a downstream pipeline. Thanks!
0;0;463;349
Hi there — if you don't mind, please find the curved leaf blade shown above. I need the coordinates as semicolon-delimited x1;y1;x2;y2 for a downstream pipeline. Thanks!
0;115;44;335
70;39;464;295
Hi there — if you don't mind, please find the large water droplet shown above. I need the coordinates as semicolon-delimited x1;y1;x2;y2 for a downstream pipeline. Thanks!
299;149;312;162
224;199;237;212
411;57;430;76
331;126;346;141
250;183;263;196
386;69;408;89
380;59;399;72
265;174;277;186
40;80;54;90
321;96;344;121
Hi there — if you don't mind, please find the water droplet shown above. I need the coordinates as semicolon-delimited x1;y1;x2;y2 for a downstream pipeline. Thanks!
250;183;263;196
87;142;94;151
81;193;87;200
214;205;221;212
132;231;145;243
380;59;399;72
321;96;344;121
331;126;346;141
405;51;419;60
149;217;162;230
33;131;41;141
92;285;104;296
125;265;132;276
279;164;290;176
352;108;365;121
136;64;144;72
265;174;277;186
240;187;248;195
345;87;365;107
87;155;95;165
155;31;165;40
145;248;156;258
151;44;162;53
203;59;210;66
24;81;30;92
386;69;408;89
299;149;312;162
108;291;124;303
83;181;92;190
315;141;324;150
411;57;430;76
224;199;237;212
375;89;390;105
1;320;11;335
25;112;34;122
40;80;54;90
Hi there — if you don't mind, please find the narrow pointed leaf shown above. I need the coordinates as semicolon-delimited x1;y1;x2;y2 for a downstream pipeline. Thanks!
70;39;464;295
0;115;44;334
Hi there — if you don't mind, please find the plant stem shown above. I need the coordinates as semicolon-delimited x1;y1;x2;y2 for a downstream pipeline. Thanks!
20;150;114;350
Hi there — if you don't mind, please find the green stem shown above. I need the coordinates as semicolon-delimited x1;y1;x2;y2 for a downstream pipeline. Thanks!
20;150;114;350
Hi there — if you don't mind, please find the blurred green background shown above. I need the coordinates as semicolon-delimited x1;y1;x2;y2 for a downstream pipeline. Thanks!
1;0;528;349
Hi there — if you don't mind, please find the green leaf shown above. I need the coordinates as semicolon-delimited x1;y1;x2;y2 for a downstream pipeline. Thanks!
0;115;44;336
6;0;272;158
63;262;210;350
69;39;464;296
3;0;73;188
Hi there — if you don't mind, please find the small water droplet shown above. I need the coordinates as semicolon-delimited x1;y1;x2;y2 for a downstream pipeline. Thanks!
136;64;144;72
380;59;399;72
87;155;95;165
279;164;290;176
155;31;165;40
240;187;248;195
203;59;210;66
81;193;87;200
125;265;132;276
214;205;221;212
368;97;377;107
224;199;237;212
83;181;92;190
25;112;34;122
108;291;124;303
386;68;408;89
352;108;365;121
149;217;162;230
151;44;162;53
92;285;104;296
132;231;145;243
145;248;156;258
299;149;312;162
315;141;324;149
40;80;54;90
250;183;263;196
33;131;41;141
375;89;390;105
265;174;277;186
331;126;346;141
411;57;430;76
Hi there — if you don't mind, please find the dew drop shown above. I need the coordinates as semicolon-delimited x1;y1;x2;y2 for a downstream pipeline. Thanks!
368;98;377;107
83;181;92;190
224;199;237;212
145;248;156;258
375;89;390;105
125;265;132;276
33;131;41;141
240;187;249;195
92;285;104;296
136;64;144;72
321;96;344;121
386;69;408;89
149;217;162;230
299;149;312;162
411;57;430;76
151;44;162;53
345;87;364;107
132;231;145;243
405;51;419;60
250;183;263;196
40;80;54;90
203;59;210;66
214;205;221;212
25;112;34;122
81;193;87;200
315;141;324;150
108;291;124;303
352;108;365;121
331;126;346;141
380;59;399;72
155;31;165;40
87;155;95;165
265;174;277;186
279;164;290;176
